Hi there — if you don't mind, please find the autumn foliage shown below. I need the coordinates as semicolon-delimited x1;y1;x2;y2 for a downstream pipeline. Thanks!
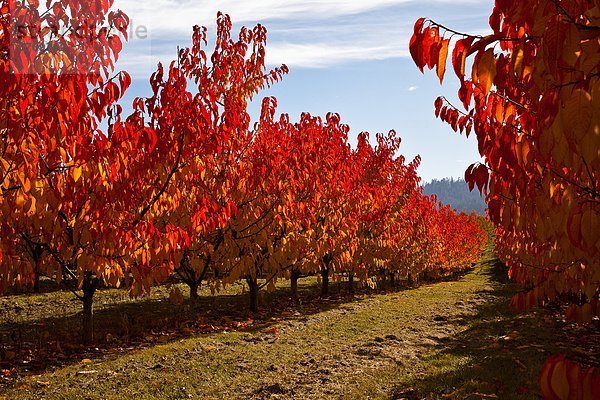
540;355;600;400
411;0;599;319
1;3;486;347
410;0;599;397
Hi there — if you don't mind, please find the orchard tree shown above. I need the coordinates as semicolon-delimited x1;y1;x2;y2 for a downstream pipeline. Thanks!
211;97;300;313
306;113;356;297
115;14;287;302
410;0;599;396
349;131;420;291
0;0;136;343
1;0;127;288
273;110;357;300
410;0;599;318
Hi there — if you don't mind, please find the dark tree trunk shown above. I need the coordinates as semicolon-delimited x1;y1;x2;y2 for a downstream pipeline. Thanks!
189;281;199;302
321;268;329;297
348;273;354;294
82;295;93;344
390;273;395;289
81;273;97;345
33;256;41;293
321;253;334;297
33;272;40;293
290;270;301;302
247;277;259;314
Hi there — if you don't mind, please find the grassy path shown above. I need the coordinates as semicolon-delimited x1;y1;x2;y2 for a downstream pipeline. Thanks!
1;251;598;399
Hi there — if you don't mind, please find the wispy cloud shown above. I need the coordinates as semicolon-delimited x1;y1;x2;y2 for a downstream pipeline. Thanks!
115;0;491;76
408;85;418;91
119;0;417;32
266;42;408;68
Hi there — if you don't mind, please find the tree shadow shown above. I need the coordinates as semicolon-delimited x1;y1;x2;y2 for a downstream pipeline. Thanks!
391;259;600;400
0;275;417;385
3;278;71;296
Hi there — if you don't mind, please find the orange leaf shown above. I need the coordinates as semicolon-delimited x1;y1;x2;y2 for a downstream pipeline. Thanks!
73;166;82;183
436;38;449;84
476;48;496;95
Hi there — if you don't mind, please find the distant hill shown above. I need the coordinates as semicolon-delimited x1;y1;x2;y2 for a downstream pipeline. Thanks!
423;178;487;215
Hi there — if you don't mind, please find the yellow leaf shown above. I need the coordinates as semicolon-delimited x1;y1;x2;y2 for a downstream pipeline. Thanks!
73;166;82;183
477;49;496;95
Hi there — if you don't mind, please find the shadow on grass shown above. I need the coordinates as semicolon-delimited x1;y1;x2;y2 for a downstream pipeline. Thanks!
0;274;426;384
392;258;600;400
3;278;71;296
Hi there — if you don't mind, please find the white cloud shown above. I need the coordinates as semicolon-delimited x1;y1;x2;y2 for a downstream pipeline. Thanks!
266;42;408;68
114;0;491;74
408;85;418;91
118;0;415;33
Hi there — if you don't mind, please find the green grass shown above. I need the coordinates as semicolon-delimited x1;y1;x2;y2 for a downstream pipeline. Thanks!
1;248;598;399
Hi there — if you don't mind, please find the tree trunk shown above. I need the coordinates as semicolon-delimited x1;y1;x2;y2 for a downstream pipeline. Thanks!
390;273;395;289
348;273;354;294
33;272;40;293
33;257;41;293
82;295;93;344
247;277;259;314
82;273;97;345
321;268;329;297
290;270;300;302
189;281;199;302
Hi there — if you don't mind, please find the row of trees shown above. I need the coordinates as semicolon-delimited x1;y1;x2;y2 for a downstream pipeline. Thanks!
0;2;487;343
410;0;599;397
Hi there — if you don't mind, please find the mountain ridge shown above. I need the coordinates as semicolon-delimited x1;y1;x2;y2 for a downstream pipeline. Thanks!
423;178;487;215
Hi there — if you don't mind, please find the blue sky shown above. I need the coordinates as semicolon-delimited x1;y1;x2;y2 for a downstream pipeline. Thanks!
114;0;493;182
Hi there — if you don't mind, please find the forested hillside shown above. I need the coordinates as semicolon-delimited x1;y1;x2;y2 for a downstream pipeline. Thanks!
423;178;486;215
